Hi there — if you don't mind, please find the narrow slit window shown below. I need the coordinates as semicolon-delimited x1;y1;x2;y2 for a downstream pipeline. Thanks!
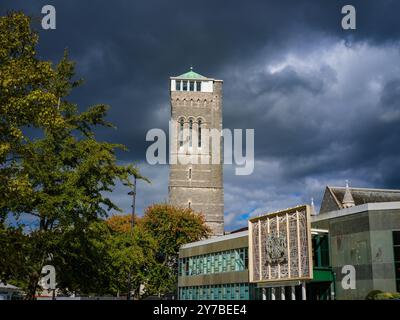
189;168;192;180
179;118;184;147
189;119;193;147
198;119;202;148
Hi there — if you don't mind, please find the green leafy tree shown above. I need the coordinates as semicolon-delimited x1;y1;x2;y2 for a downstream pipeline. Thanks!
107;220;157;299
141;204;211;296
0;12;146;299
0;223;28;285
104;207;210;299
50;221;114;296
0;12;64;164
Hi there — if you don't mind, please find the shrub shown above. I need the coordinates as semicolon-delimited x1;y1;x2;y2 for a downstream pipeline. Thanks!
374;292;400;300
365;290;383;300
366;290;400;300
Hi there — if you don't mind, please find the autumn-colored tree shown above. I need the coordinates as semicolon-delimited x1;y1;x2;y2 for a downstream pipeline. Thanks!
104;207;210;298
106;214;139;234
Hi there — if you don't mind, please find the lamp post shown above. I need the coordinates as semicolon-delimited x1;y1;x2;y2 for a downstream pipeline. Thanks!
128;176;137;232
126;176;137;301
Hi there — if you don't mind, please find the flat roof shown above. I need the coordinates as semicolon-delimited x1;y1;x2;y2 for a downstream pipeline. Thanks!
0;282;20;291
328;186;400;193
312;201;400;222
180;230;248;249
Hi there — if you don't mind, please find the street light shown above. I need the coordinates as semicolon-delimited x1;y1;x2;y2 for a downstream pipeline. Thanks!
128;176;137;232
126;176;137;301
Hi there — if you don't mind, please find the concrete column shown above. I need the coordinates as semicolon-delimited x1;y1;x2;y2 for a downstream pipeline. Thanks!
301;282;307;300
262;288;267;301
281;287;286;300
271;287;276;300
291;286;296;300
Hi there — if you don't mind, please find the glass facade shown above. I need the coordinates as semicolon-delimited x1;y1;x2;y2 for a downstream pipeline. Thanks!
178;247;258;300
312;234;330;267
178;233;334;300
179;248;248;276
179;283;262;300
393;231;400;292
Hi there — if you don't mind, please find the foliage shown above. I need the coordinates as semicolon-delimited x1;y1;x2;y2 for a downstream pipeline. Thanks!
107;214;135;234
365;290;383;300
142;204;211;258
104;207;210;298
0;223;30;286
141;204;211;296
365;290;400;300
373;292;400;300
0;12;209;300
0;12;145;299
107;223;156;298
51;221;113;295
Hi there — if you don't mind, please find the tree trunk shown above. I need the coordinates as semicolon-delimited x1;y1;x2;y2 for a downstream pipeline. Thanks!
25;271;40;300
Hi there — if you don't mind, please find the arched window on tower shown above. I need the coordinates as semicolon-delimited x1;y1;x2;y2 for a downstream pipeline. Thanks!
198;119;202;148
179;118;184;148
189;119;193;148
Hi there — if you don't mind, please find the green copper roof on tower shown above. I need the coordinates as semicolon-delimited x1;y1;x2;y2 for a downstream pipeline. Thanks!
176;68;207;79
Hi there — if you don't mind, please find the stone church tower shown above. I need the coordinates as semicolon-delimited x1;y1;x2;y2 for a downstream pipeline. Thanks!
168;68;224;236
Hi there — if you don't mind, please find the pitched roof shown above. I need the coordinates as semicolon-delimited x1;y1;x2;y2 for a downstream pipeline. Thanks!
319;186;400;214
175;68;207;80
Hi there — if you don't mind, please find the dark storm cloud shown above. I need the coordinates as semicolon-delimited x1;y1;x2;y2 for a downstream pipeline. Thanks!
2;0;400;229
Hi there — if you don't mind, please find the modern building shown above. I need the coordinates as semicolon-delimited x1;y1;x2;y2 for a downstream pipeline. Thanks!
178;226;335;300
313;185;400;299
178;184;400;300
168;69;224;236
178;230;261;300
0;282;22;300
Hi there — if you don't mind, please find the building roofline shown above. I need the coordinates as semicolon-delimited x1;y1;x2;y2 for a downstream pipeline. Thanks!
327;186;400;192
327;186;342;208
180;230;248;249
0;282;20;290
312;201;400;222
170;76;223;82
